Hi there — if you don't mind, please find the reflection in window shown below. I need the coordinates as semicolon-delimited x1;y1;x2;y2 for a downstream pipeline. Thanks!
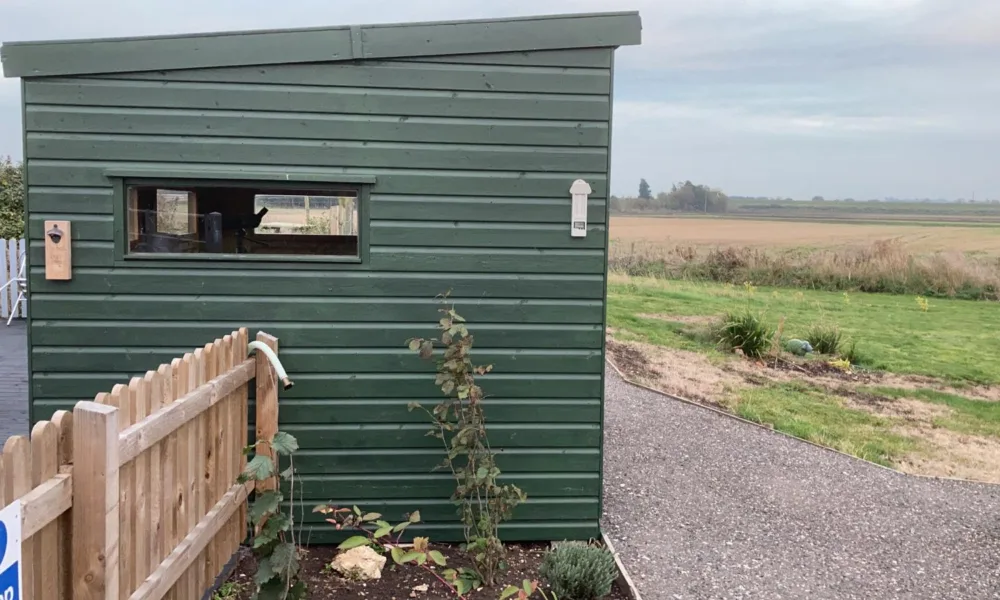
126;183;359;258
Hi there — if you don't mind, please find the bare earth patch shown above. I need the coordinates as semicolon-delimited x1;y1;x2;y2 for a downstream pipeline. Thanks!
894;427;1000;482
608;333;1000;483
606;338;741;405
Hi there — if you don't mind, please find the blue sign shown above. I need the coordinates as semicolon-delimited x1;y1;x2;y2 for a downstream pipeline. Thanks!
0;501;21;600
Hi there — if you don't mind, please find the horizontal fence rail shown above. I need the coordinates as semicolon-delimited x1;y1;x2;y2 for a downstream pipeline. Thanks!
0;327;282;600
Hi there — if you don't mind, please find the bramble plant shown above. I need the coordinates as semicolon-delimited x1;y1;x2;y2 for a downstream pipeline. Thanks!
407;299;527;587
239;431;306;600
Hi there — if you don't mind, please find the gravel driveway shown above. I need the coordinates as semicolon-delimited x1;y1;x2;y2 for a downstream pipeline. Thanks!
602;367;1000;600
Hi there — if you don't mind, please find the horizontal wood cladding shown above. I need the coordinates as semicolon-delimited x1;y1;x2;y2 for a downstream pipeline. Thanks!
32;346;601;374
22;45;614;541
370;196;607;223
369;248;606;274
27;244;607;273
28;271;604;298
371;221;605;248
293;471;599;497
27;133;609;173
25;79;611;121
107;61;611;95
292;499;598;523
26;162;608;198
28;186;113;213
404;48;612;68
26;106;609;147
290;447;601;473
30;321;602;347
32;373;602;399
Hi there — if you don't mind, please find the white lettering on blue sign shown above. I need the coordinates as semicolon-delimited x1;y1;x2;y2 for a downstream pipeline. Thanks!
0;501;22;600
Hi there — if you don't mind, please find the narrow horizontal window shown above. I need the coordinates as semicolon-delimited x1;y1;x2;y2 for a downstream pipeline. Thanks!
125;182;360;259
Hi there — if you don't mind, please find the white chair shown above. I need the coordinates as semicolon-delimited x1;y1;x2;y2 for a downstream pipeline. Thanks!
1;250;26;326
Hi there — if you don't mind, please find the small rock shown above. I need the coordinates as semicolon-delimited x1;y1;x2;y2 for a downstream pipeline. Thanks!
330;546;387;581
412;584;429;593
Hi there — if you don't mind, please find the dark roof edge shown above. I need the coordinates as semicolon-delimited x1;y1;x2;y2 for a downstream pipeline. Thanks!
1;11;641;78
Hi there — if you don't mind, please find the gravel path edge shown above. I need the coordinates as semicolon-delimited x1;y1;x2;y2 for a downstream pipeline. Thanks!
604;356;997;489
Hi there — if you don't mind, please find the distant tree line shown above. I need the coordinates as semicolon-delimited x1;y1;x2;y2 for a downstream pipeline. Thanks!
612;179;729;214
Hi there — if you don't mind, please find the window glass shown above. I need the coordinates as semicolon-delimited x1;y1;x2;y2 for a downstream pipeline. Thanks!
126;183;360;258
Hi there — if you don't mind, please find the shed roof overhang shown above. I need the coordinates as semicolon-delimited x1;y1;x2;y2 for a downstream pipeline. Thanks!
1;11;641;79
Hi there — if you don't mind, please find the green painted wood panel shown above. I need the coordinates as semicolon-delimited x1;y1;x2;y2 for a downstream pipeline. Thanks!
370;196;607;223
370;248;606;274
31;373;602;399
30;322;602;348
26;106;609;148
371;221;606;249
29;133;608;174
32;347;601;374
21;43;620;541
29;297;602;323
291;499;599;523
2;27;354;78
290;447;600;473
27;162;608;198
28;244;607;273
28;242;113;268
285;425;600;451
357;12;641;61
106;61;611;95
26;214;112;240
25;80;611;121
294;472;599;498
274;400;602;425
3;12;638;78
27;134;608;173
28;270;604;298
28;187;113;213
406;48;612;68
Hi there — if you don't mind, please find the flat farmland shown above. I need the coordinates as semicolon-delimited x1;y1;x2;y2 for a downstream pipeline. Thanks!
610;216;1000;255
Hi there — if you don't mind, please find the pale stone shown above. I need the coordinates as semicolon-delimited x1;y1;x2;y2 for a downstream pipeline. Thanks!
330;546;386;581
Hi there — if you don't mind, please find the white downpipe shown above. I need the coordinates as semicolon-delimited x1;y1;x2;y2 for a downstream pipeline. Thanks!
248;341;294;390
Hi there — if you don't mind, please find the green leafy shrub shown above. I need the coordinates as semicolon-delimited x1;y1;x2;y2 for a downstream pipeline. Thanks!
239;431;306;600
0;157;24;238
717;310;774;358
807;323;842;355
539;543;617;600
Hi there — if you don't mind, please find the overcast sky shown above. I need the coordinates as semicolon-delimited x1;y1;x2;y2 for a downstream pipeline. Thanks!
1;0;998;200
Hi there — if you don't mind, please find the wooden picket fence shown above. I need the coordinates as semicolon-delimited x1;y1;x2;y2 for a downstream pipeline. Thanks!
1;237;26;320
0;328;283;600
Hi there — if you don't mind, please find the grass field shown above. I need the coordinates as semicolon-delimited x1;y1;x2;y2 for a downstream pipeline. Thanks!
727;197;1000;223
606;276;1000;480
608;216;1000;300
610;216;1000;254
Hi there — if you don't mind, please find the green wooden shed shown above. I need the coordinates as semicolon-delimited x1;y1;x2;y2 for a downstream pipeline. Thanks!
1;11;641;541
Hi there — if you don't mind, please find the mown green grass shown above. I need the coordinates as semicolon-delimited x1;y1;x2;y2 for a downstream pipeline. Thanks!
607;277;1000;384
866;387;1000;438
731;382;920;467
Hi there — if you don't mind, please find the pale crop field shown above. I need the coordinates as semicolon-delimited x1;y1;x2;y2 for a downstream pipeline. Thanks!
611;216;1000;255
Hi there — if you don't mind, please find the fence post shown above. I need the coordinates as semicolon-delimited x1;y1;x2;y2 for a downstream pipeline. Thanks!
73;401;120;600
254;332;279;492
